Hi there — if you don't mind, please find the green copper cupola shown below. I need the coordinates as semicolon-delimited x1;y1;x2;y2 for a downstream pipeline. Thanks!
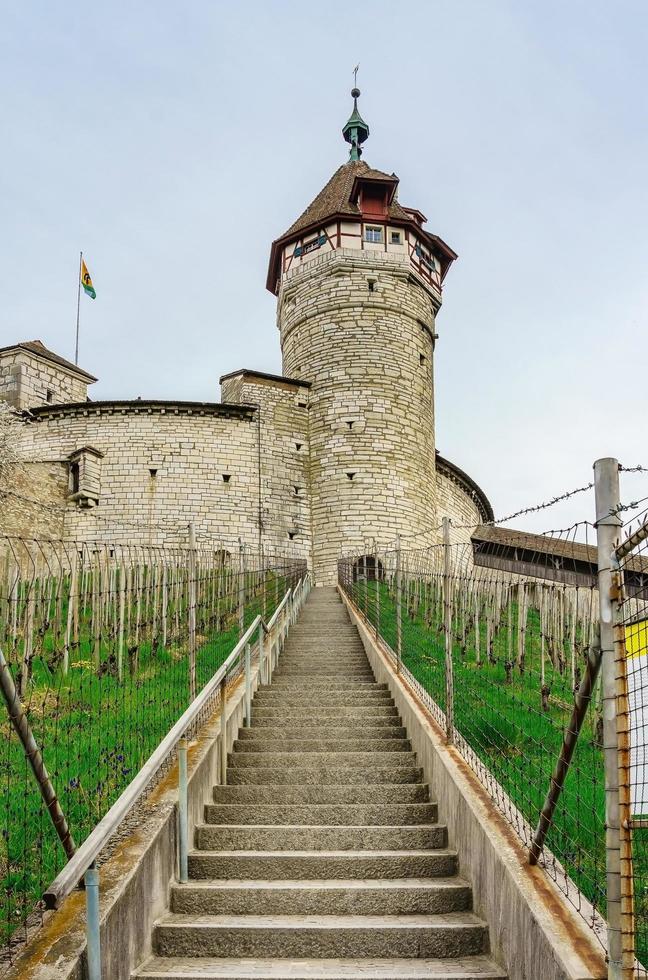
342;87;369;160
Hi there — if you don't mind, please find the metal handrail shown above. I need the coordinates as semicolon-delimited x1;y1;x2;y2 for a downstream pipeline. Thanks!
43;574;309;909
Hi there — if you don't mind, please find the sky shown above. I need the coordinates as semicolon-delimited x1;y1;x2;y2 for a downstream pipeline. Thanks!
1;0;646;537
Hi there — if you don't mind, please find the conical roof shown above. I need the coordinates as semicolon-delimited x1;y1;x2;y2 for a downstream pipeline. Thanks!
280;160;410;240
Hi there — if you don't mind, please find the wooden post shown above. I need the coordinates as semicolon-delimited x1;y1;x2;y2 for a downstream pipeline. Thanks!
188;524;197;702
395;536;402;672
238;541;245;639
443;517;454;744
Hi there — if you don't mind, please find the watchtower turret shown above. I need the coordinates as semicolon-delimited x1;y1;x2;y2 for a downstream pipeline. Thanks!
266;90;457;582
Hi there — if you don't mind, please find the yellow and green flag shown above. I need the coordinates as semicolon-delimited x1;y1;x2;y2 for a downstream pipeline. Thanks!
81;259;96;299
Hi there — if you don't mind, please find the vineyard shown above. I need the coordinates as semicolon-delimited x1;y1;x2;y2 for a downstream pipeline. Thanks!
0;536;306;956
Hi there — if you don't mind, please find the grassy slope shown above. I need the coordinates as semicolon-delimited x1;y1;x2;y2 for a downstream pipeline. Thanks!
359;579;646;961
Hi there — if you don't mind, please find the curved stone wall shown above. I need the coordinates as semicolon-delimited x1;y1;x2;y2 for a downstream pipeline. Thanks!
279;248;440;582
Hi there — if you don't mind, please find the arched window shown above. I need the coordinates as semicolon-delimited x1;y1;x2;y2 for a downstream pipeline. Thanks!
352;555;384;582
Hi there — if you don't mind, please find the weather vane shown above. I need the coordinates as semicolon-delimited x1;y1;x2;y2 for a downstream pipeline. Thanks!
353;64;359;87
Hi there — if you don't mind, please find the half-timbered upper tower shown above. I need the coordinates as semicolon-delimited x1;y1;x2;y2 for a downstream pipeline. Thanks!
266;89;458;582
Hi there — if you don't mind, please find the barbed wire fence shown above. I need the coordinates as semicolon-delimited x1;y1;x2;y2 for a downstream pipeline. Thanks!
339;461;648;978
0;533;306;962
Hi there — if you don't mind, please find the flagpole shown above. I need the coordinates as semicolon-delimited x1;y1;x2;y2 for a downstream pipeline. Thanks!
75;251;82;365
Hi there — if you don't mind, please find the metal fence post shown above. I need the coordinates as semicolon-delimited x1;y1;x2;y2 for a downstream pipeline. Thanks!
238;540;246;639
244;642;252;728
188;523;197;702
395;535;402;672
177;738;188;883
84;863;101;980
258;621;266;685
443;516;455;744
219;676;228;786
594;457;632;979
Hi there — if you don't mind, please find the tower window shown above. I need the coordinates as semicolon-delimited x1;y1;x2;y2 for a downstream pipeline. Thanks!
222;473;231;483
420;354;427;366
149;468;158;477
365;226;383;244
288;531;297;540
46;389;54;403
295;442;302;451
390;231;401;244
367;278;376;292
70;462;80;494
346;472;356;481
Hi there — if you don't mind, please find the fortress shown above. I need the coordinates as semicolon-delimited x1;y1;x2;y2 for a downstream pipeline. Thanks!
0;90;495;583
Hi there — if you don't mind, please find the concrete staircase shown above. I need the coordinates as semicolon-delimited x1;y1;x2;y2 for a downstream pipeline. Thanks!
133;587;506;979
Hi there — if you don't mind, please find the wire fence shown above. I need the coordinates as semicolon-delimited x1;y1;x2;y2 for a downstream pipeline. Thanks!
616;506;648;979
339;532;611;942
0;534;306;961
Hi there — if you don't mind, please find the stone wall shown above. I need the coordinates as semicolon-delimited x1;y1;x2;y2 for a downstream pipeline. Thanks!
0;350;90;410
220;373;311;562
2;401;311;562
278;248;440;582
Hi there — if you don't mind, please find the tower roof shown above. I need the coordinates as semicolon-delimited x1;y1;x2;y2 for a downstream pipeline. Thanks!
281;161;407;241
0;339;97;382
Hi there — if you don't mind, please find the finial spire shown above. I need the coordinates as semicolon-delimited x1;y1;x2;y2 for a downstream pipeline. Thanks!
342;70;369;161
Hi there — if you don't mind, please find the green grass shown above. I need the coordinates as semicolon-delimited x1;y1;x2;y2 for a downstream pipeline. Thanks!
0;571;296;951
354;577;647;964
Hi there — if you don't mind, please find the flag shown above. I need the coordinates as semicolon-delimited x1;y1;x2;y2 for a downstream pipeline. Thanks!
81;259;96;299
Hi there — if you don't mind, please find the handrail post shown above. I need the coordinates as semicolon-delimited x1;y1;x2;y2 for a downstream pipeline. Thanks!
244;642;252;727
443;517;455;744
258;621;266;685
84;863;101;980
594;457;633;979
219;675;228;786
177;737;189;883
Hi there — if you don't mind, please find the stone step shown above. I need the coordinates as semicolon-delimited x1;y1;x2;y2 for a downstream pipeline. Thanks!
250;714;403;729
251;693;395;706
251;705;399;719
212;784;429;804
187;849;458;880
204;803;437;827
133;954;507;978
269;677;377;686
228;751;417;769
170;877;469;915
195;824;446;852
236;725;408;741
226;766;424;786
153;912;488;959
232;738;412;754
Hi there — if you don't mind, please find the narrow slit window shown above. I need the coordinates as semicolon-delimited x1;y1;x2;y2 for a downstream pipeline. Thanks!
420;354;427;366
288;531;297;540
367;279;376;292
346;472;356;481
222;473;231;483
346;420;354;429
295;442;302;451
149;468;158;477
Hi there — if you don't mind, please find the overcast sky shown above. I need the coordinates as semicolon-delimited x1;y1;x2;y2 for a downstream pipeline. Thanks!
1;0;646;537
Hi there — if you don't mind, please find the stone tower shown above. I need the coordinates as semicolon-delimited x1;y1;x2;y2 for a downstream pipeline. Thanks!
269;89;457;582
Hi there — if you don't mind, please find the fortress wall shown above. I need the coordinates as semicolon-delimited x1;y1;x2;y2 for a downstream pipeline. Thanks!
436;469;486;546
11;408;264;549
221;373;311;561
279;249;439;582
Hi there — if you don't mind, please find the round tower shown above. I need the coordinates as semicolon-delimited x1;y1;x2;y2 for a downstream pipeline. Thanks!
266;90;457;582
